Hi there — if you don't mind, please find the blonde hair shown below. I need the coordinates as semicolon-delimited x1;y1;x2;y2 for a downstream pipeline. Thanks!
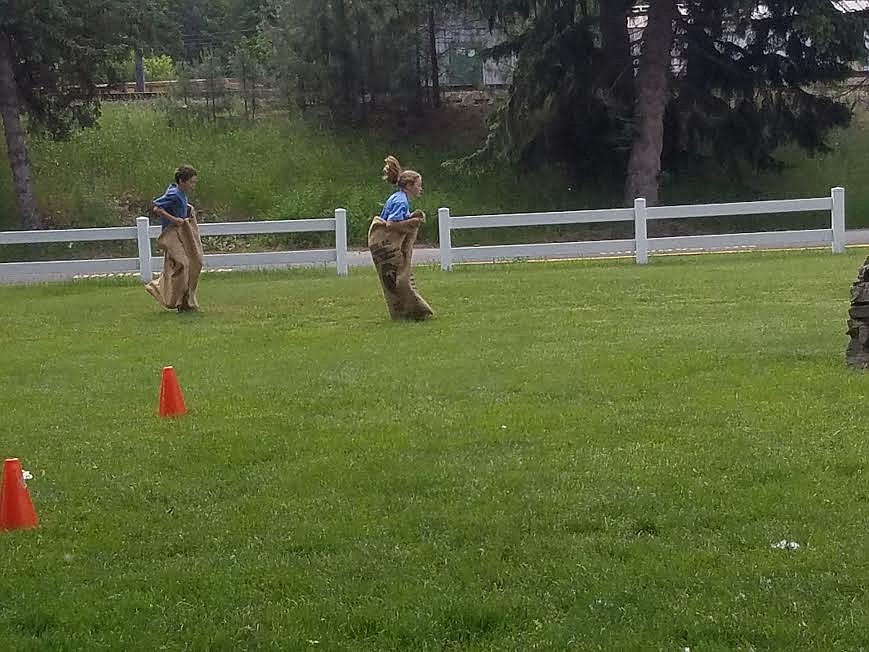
382;155;421;190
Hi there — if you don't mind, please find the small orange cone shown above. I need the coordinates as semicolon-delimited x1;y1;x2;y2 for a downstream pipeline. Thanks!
0;458;39;531
158;366;187;417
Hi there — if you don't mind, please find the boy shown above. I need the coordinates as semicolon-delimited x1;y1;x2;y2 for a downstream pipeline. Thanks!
145;165;204;312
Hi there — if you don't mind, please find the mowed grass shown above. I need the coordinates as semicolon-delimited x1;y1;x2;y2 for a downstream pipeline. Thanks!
0;249;867;651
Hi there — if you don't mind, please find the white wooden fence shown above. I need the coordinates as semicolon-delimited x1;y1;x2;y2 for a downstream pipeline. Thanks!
3;189;869;284
0;210;348;283
437;187;868;269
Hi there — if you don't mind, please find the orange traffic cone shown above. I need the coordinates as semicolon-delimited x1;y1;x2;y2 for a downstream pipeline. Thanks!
158;366;187;417
0;458;39;531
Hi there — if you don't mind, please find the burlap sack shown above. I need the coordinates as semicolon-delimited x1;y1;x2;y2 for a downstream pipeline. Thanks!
145;216;204;311
367;214;433;321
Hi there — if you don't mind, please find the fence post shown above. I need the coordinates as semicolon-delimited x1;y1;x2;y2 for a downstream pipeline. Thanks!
634;198;649;265
438;207;452;271
136;216;153;282
335;208;348;276
831;187;845;254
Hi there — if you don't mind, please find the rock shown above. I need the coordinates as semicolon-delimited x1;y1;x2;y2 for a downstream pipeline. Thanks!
846;256;869;368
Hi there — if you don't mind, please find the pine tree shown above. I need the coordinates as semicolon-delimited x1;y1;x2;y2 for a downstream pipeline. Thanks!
457;1;869;203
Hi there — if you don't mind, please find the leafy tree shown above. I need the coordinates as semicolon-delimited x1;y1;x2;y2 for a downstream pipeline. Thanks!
233;36;269;120
169;0;270;61
0;0;166;228
0;0;173;228
267;0;450;122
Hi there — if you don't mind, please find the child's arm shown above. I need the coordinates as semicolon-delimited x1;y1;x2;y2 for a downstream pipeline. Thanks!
153;205;186;226
387;210;425;226
385;215;425;232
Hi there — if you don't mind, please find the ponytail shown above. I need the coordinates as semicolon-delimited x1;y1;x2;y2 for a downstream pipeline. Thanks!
382;154;421;190
382;155;402;185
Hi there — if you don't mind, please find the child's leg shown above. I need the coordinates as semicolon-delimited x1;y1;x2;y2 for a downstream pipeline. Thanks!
150;228;191;309
178;219;204;310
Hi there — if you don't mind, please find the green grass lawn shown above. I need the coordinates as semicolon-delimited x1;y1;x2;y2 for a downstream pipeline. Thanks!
1;249;867;650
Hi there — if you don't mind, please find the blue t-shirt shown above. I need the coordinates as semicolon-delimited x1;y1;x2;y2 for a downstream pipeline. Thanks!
380;190;411;222
153;183;189;230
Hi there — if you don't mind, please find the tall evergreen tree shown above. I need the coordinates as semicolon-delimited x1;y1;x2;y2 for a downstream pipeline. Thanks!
670;0;869;173
460;1;869;203
451;1;636;177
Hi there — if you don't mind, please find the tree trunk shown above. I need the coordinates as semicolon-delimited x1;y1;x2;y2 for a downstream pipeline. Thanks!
135;50;146;94
333;0;352;105
414;27;423;114
241;57;249;120
625;0;676;206
251;71;257;121
0;33;41;229
428;8;441;108
357;10;372;122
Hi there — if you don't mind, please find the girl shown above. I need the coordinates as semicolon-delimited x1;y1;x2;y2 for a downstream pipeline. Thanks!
368;155;433;320
380;155;425;224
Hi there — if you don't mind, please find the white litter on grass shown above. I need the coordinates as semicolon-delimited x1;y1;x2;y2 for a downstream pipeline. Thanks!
21;469;33;482
70;269;240;281
501;425;507;430
72;272;138;280
771;539;801;550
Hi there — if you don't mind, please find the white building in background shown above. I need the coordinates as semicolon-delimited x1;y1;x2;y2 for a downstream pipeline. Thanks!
434;17;515;88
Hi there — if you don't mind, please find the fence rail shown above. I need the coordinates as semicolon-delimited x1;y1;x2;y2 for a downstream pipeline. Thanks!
438;187;857;269
0;210;348;283
3;190;869;284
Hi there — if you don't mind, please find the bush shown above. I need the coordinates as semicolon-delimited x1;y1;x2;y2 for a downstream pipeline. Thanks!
121;53;177;82
144;54;176;82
